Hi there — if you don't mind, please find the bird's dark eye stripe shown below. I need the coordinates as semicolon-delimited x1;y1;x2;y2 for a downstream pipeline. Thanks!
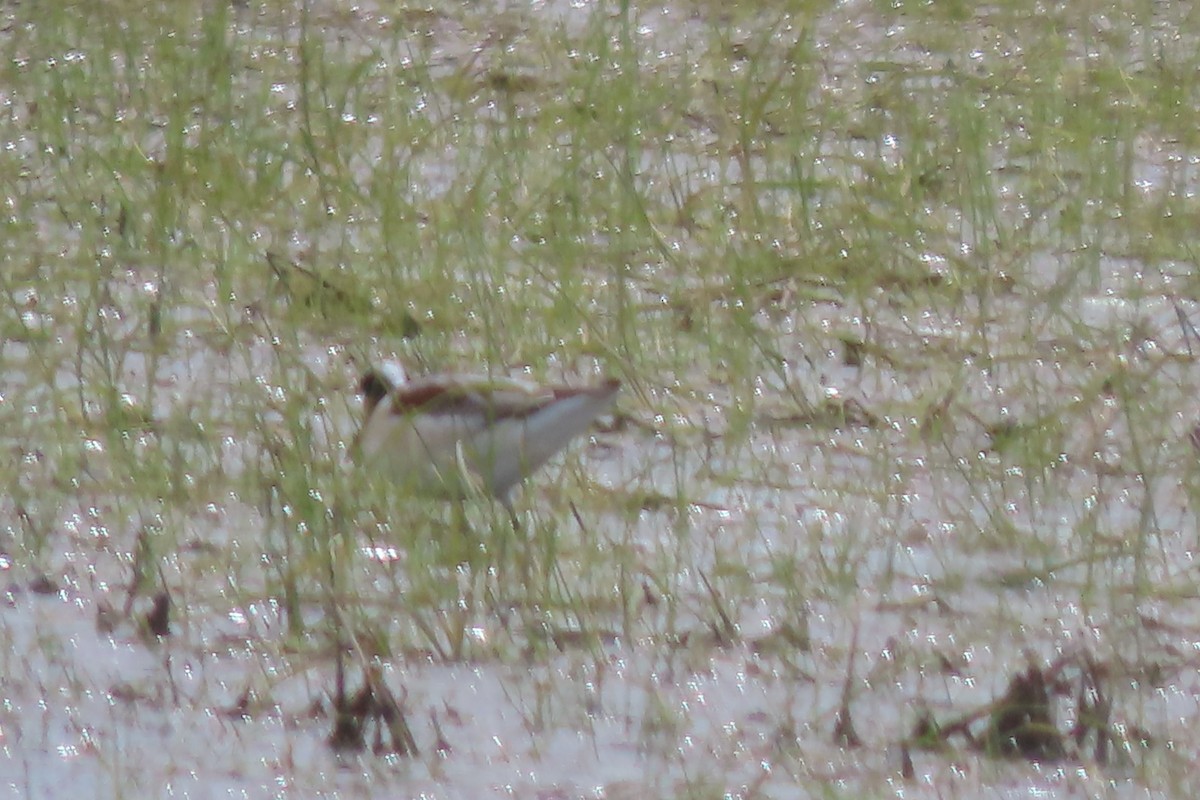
358;371;392;414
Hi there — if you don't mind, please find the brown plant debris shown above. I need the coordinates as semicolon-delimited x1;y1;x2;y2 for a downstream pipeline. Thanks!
329;661;419;757
983;664;1065;761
